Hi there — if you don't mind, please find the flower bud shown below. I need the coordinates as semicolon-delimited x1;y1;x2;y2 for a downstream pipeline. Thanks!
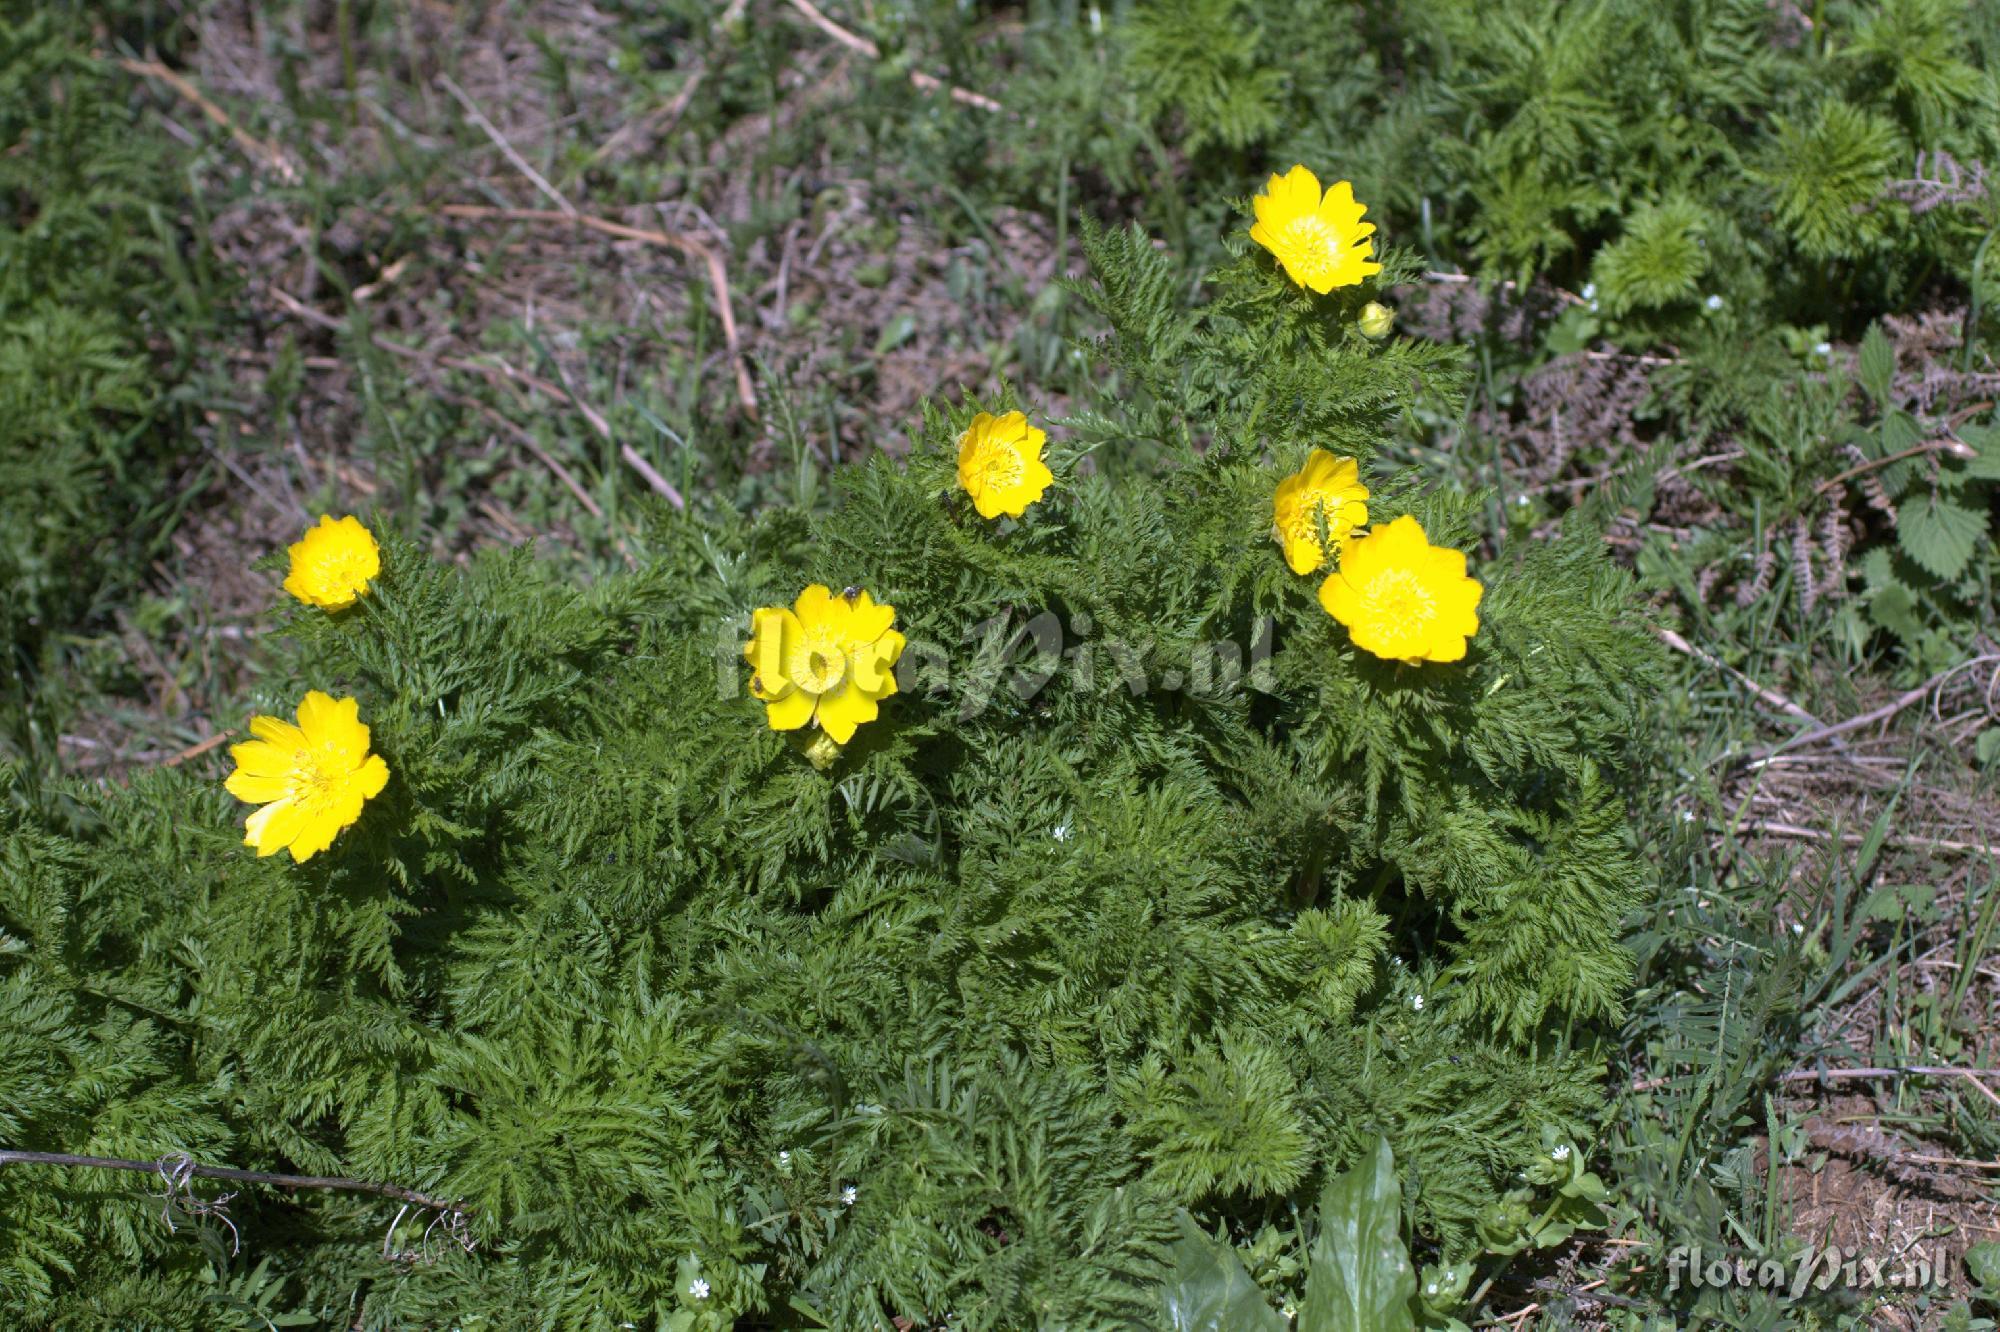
803;732;844;770
1358;301;1394;339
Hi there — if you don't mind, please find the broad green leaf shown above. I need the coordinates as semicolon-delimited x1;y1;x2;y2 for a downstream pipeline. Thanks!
1858;322;1894;402
1300;1139;1417;1332
874;311;917;355
1896;490;1985;580
1960;424;2000;481
1158;1213;1288;1332
1967;1240;2000;1291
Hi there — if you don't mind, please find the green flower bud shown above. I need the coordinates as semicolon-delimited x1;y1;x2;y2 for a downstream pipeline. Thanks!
1358;301;1394;339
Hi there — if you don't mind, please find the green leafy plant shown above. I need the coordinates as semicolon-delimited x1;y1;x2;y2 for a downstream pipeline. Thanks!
0;195;1660;1327
0;13;220;761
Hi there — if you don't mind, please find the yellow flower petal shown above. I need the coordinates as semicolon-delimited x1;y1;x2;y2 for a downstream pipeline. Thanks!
227;738;293;777
746;607;802;699
1249;167;1382;294
1316;515;1483;664
226;692;390;862
284;515;381;611
764;685;817;731
958;411;1055;520
1273;450;1370;575
814;682;880;744
745;585;902;747
225;769;291;804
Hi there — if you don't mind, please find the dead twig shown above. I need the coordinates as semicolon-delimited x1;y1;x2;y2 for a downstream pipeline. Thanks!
1755;655;2000;761
268;286;680;510
1816;437;1979;497
1738;819;1995;857
113;55;302;184
0;1149;474;1218
437;75;574;218
783;0;1003;112
161;733;229;768
1780;1065;2000;1112
436;204;759;420
1655;627;1823;727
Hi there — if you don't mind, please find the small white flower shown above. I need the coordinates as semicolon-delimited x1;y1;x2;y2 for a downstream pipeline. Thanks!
841;1185;858;1206
1426;1282;1438;1296
689;1278;710;1300
1052;820;1072;843
1515;493;1530;507
1411;994;1424;1011
1792;921;1805;935
1704;294;1724;311
778;1149;793;1171
1552;1144;1571;1161
1814;341;1833;357
1580;283;1596;301
1680;810;1694;824
1587;299;1600;313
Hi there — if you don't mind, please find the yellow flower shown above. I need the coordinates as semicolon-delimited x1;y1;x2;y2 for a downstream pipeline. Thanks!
225;691;391;862
1249;165;1383;294
1317;515;1483;664
1272;450;1370;575
744;584;907;745
283;515;380;610
1358;301;1395;339
956;411;1054;520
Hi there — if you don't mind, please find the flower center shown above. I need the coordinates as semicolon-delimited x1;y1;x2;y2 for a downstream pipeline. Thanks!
1287;492;1341;547
1278;216;1341;280
788;631;849;695
1364;569;1437;633
287;754;338;805
968;442;1024;491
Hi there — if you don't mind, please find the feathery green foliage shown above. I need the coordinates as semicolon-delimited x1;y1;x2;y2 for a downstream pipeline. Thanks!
1;213;1660;1328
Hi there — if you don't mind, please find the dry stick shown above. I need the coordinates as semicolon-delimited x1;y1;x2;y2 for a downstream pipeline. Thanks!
432;386;606;520
0;1150;469;1214
1756;654;2000;760
437;203;759;421
267;287;680;510
113;56;302;184
1815;436;1979;497
586;66;706;166
1425;268;1588;308
1780;1065;2000;1112
437;75;574;218
1654;627;1822;727
161;732;229;768
1736;819;1994;857
783;0;1003;111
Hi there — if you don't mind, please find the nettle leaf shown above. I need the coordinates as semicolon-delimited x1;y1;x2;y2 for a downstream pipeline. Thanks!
1959;423;2000;481
1966;1240;2000;1291
1158;1214;1287;1332
1858;323;1895;403
1896;489;1986;580
1300;1138;1416;1332
1868;579;1923;642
